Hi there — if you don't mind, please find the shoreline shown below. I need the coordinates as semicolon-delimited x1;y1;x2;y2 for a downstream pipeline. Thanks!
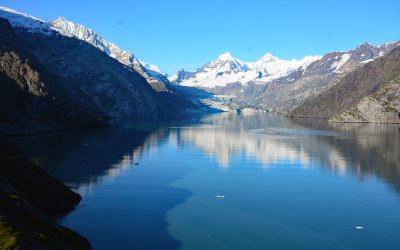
0;138;92;249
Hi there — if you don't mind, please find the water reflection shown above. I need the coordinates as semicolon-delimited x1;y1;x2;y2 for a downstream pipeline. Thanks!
12;113;400;193
173;113;347;175
172;113;400;188
13;127;161;188
292;118;400;191
11;125;188;250
9;113;400;249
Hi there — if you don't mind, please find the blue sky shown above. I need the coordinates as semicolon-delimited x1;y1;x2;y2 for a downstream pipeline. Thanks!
2;0;399;74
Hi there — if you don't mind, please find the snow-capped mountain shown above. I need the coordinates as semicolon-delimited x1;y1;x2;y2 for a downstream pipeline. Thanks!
231;41;400;113
169;40;399;113
49;17;173;92
170;52;321;88
170;41;398;91
0;6;57;35
0;6;196;124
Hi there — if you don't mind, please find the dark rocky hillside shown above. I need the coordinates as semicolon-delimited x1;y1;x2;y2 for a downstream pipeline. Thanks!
0;15;196;134
0;138;91;249
290;45;400;123
15;31;189;118
0;18;106;132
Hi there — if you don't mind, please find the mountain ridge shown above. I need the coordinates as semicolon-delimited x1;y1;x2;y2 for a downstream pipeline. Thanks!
290;45;400;123
171;40;399;113
0;7;197;134
170;51;321;88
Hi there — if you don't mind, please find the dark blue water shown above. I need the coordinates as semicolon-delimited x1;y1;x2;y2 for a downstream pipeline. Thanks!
11;113;400;249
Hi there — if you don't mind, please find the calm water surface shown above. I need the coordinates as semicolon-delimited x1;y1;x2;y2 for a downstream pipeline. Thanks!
12;113;400;250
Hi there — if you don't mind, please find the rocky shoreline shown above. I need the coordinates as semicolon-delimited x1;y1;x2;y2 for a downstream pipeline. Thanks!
0;138;91;249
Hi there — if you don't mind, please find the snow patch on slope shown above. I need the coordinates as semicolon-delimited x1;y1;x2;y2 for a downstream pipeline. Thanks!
330;53;351;73
0;6;57;35
50;16;170;85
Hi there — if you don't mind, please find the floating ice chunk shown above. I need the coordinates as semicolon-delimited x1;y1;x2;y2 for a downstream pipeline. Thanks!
355;226;364;230
216;195;225;199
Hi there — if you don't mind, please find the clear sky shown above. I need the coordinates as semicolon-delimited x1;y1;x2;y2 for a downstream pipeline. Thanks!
2;0;399;74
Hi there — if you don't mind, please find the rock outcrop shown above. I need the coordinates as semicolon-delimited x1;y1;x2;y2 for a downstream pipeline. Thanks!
0;139;91;249
290;45;400;123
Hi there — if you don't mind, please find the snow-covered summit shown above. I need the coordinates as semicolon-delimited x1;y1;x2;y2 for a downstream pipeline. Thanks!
218;52;235;61
50;16;135;64
0;6;173;92
257;53;279;63
49;16;172;88
170;52;321;88
0;6;56;35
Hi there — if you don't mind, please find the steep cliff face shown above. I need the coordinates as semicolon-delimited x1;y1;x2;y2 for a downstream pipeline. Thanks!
0;18;106;131
0;7;196;133
330;77;400;123
49;16;193;108
290;46;400;123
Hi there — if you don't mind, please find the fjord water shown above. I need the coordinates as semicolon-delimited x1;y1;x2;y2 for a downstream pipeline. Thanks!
12;113;400;249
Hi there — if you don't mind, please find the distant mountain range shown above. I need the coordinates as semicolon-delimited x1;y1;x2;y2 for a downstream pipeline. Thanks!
171;41;399;113
170;52;321;88
0;5;399;129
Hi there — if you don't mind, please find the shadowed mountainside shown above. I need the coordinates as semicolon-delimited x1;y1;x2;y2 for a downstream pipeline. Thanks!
0;138;91;249
290;46;400;123
0;18;106;133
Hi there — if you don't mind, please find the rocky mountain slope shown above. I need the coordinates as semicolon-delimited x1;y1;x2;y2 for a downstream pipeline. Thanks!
290;45;400;123
49;17;203;107
49;17;176;93
172;42;399;113
0;17;107;132
0;7;195;133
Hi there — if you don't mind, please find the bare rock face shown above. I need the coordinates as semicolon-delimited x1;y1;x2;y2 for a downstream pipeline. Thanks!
0;17;107;131
330;78;400;123
171;40;399;113
291;45;400;123
0;8;196;133
49;16;193;103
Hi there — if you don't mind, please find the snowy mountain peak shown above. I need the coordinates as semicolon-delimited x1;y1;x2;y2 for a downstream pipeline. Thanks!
51;16;87;33
53;16;68;23
49;15;172;90
173;52;322;88
50;16;135;63
258;53;279;62
0;6;56;35
50;17;104;45
218;52;235;61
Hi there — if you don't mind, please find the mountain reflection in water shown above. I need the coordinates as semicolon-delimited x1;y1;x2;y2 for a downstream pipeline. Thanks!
10;112;400;250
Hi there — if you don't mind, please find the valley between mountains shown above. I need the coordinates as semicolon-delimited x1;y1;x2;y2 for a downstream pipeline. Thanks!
0;5;400;249
1;6;399;131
